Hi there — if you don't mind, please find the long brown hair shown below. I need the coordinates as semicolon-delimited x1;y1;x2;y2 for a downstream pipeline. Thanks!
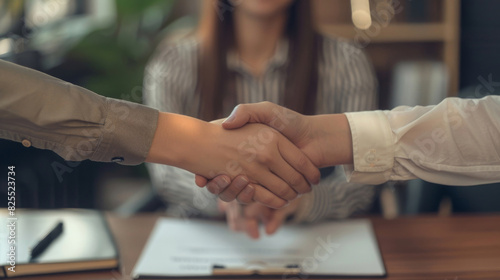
197;0;322;121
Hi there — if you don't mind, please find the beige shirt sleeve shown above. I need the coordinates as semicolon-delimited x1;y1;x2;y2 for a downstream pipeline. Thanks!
0;60;159;165
343;96;500;185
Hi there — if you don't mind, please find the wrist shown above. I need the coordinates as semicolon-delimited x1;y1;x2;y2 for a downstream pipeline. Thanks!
146;112;212;170
307;114;353;167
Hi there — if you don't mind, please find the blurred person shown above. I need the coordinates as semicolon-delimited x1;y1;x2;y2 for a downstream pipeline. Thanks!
0;59;319;209
144;0;378;223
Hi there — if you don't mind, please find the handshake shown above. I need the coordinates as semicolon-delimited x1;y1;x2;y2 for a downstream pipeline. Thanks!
147;97;499;238
147;101;354;238
187;102;354;239
190;101;353;209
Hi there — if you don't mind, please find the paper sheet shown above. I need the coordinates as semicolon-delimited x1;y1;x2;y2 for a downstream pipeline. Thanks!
132;218;385;278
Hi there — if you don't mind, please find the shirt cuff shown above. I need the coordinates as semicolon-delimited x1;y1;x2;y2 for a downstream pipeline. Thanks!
343;111;394;184
91;98;159;165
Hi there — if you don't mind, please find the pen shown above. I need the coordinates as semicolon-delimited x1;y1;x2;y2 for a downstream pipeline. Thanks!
30;221;64;261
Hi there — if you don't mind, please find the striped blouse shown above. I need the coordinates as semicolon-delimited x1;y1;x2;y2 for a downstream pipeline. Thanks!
143;35;378;222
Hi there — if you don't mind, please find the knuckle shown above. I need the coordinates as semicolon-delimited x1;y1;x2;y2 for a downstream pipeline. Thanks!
289;173;304;187
295;155;310;171
234;104;246;113
302;183;312;193
206;184;218;195
207;180;219;190
276;186;290;198
277;186;297;201
257;152;273;164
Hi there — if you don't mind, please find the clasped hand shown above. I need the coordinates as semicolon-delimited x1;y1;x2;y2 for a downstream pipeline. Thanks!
191;102;352;237
148;108;325;209
203;121;319;208
195;102;351;206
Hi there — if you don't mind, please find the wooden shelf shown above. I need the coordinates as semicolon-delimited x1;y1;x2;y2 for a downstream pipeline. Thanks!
314;0;460;103
318;23;447;43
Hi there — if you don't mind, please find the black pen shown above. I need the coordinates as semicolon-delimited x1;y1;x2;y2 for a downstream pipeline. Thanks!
30;221;64;261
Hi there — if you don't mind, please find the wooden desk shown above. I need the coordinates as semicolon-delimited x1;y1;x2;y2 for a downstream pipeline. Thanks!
16;214;500;280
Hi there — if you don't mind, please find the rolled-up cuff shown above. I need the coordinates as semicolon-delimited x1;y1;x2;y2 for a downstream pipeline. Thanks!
343;111;394;184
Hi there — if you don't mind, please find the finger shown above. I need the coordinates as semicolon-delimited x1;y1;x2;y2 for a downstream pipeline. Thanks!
254;206;274;227
245;218;260;239
205;175;231;195
252;184;288;209
217;199;229;212
222;102;303;140
268;153;310;196
222;105;258;129
218;175;249;202
256;167;298;202
278;138;321;186
209;118;226;125
243;202;272;221
226;201;245;232
259;207;273;225
243;204;269;239
236;185;255;204
222;102;276;129
265;211;287;235
194;175;208;188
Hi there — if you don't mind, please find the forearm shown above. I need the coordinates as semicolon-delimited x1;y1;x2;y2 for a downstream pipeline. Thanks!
146;112;211;169
304;114;353;167
0;60;158;165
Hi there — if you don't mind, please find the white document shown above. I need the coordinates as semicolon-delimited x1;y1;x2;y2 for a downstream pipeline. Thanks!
132;218;385;278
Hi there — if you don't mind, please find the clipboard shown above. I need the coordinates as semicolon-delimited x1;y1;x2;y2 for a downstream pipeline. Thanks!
212;262;301;276
132;218;386;279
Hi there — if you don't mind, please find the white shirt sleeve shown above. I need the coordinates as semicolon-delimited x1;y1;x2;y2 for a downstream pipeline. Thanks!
343;96;500;186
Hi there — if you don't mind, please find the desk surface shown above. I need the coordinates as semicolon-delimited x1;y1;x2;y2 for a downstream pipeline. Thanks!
16;214;500;280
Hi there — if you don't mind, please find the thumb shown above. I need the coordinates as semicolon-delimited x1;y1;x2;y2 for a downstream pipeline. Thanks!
222;102;306;147
221;105;253;129
222;102;275;129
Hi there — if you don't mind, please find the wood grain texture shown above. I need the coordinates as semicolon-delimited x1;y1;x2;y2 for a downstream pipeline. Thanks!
372;215;500;279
